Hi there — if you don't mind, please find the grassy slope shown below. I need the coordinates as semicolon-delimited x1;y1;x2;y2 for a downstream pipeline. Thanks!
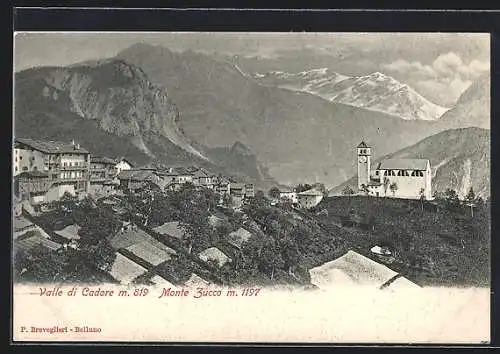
312;196;490;287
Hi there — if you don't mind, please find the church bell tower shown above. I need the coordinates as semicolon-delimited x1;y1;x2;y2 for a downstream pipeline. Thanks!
357;141;371;192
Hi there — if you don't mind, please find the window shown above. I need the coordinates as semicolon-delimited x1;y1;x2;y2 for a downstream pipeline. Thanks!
397;170;402;176
375;171;379;176
15;167;17;172
19;156;23;160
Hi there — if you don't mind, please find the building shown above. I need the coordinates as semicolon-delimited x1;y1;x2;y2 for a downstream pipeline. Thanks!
245;183;255;198
89;156;119;198
192;168;216;189
116;169;162;193
198;247;232;268
309;250;419;290
297;188;324;209
14;138;91;201
279;187;298;204
214;176;231;195
357;141;432;200
114;158;134;175
158;167;195;191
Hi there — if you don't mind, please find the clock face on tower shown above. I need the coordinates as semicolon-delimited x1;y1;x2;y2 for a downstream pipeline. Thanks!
358;156;367;163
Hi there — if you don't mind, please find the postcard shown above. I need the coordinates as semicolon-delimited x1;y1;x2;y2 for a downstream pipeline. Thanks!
12;31;490;343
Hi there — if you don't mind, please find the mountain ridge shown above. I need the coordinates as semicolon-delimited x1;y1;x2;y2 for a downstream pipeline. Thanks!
14;59;277;189
250;68;449;121
115;43;455;188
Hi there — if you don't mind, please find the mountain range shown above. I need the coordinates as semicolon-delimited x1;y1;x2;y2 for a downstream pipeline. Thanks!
14;59;276;189
250;69;449;121
115;44;475;188
437;75;490;130
14;43;490;195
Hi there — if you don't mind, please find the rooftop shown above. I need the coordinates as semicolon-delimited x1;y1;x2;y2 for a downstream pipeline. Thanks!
109;252;148;284
149;275;177;288
91;156;117;165
54;224;81;240
309;250;418;290
198;247;232;268
227;227;253;249
15;231;62;252
357;141;369;148
13;216;34;233
125;239;177;266
15;138;90;154
377;159;429;171
117;169;156;182
192;168;212;178
16;171;50;179
298;188;324;196
153;221;189;240
183;273;211;287
109;223;153;249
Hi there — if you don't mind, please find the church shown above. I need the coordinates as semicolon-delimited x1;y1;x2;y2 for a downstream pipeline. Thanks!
357;141;432;200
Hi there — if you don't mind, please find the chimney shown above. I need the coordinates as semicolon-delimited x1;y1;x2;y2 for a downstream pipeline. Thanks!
76;143;80;150
71;139;75;147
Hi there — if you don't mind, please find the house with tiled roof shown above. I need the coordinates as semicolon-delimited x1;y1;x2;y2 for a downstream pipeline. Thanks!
279;186;298;204
192;168;216;189
116;169;162;192
214;175;231;195
309;250;420;290
153;221;190;241
297;188;324;209
13;138;91;202
114;157;134;176
89;156;119;198
158;166;195;191
14;230;62;253
198;247;232;268
226;227;253;250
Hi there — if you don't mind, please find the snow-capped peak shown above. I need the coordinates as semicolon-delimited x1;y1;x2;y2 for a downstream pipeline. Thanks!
252;68;449;121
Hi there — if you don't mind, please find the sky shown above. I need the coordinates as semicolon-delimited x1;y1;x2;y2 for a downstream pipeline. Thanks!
14;32;490;107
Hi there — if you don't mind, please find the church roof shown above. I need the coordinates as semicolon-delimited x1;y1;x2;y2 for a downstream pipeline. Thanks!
377;159;429;171
298;188;324;196
357;141;368;148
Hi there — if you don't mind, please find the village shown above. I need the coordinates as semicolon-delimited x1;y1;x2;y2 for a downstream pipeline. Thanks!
12;136;490;290
12;137;334;289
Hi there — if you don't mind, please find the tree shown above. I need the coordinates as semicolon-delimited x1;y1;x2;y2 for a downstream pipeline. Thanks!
389;182;398;197
464;187;476;217
360;184;369;196
295;184;312;193
268;187;281;199
419;188;426;212
221;193;233;208
444;188;460;212
342;186;355;196
383;177;390;196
